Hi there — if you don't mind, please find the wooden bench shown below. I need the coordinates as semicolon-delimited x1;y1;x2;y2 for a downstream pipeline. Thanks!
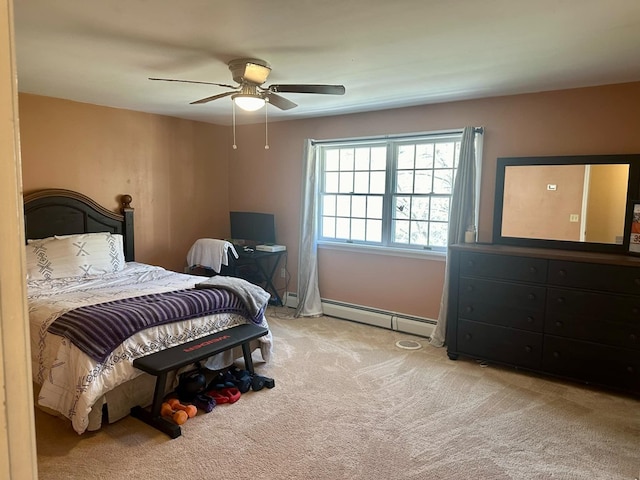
130;323;269;438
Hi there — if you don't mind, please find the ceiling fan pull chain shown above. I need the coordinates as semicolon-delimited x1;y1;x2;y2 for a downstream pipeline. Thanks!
232;101;238;150
265;103;269;150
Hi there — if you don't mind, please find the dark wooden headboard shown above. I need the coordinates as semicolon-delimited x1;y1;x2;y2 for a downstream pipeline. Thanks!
23;189;135;262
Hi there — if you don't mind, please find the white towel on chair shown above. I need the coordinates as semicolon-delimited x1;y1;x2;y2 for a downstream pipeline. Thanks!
186;239;239;273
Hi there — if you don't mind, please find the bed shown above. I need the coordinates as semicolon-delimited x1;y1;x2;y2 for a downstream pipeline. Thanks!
24;189;273;435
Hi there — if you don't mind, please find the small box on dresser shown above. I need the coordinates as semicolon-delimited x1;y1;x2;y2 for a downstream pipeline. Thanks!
446;243;640;395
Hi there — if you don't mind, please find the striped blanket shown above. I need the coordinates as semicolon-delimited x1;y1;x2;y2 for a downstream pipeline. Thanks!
47;288;258;363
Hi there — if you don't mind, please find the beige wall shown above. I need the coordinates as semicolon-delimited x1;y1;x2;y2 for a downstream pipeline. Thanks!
19;94;230;272
18;81;640;321
229;82;640;319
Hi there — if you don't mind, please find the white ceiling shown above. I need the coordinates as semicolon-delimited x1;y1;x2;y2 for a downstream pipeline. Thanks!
13;0;640;126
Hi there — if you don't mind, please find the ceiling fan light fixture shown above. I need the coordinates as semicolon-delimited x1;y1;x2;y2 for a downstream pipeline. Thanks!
229;58;271;85
232;94;266;111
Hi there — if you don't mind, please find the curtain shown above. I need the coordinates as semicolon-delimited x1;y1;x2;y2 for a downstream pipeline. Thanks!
295;140;323;317
430;126;480;347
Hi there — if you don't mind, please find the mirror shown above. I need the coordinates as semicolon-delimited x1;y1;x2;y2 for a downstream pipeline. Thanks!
493;154;640;253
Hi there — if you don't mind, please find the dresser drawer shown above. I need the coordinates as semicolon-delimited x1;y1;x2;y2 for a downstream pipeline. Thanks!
545;288;640;350
548;260;640;295
459;252;547;283
542;336;640;393
457;319;542;369
458;277;545;332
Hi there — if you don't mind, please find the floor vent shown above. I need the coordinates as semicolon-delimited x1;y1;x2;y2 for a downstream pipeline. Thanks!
395;339;423;350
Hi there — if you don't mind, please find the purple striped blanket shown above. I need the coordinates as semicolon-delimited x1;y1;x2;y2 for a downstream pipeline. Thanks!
48;288;261;363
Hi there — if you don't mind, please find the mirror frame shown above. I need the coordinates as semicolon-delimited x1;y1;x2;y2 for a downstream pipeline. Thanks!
493;154;640;253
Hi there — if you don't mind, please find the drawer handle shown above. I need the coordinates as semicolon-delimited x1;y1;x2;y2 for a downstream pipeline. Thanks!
464;333;472;341
558;269;567;278
467;260;475;268
556;297;565;304
526;316;534;323
553;351;561;359
524;345;532;353
466;285;474;292
465;306;474;313
555;321;563;328
529;266;537;274
527;293;536;301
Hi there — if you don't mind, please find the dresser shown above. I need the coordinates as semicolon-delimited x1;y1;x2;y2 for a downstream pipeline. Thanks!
446;243;640;395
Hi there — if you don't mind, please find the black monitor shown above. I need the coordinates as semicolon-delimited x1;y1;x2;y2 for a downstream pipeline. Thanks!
229;211;276;244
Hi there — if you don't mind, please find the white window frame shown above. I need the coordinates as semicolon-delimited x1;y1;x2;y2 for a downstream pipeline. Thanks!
315;129;481;259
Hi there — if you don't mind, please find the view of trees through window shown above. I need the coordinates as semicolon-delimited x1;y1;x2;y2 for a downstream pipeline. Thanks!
318;133;462;251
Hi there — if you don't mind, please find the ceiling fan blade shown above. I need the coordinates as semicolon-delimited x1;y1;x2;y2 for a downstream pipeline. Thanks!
265;92;297;111
268;84;346;95
149;77;237;90
190;91;235;105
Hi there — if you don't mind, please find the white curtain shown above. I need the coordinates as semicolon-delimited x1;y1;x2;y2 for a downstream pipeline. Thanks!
295;140;323;317
430;126;481;347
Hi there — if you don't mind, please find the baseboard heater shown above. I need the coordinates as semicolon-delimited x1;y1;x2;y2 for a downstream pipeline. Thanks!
283;292;436;339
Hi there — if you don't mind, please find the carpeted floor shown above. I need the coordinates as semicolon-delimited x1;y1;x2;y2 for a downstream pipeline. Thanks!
35;308;640;480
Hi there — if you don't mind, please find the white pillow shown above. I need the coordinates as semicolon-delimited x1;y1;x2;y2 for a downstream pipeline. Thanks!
26;232;125;280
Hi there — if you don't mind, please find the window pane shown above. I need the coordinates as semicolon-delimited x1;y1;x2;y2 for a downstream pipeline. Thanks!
325;172;339;193
336;217;350;239
351;218;366;241
339;172;354;193
325;150;339;170
366;219;382;242
435;142;455;168
354;148;370;170
414;170;433;194
410;220;429;244
352;196;366;218
354;172;369;194
416;144;433;169
340;149;354;171
429;222;448;247
396;171;414;193
370;171;386;194
370;147;387;170
397;145;415;169
393;219;410;243
322;216;335;238
336;195;351;216
367;196;383;218
411;197;430;221
430;197;449;221
433;169;454;194
394;196;411;220
323;195;336;216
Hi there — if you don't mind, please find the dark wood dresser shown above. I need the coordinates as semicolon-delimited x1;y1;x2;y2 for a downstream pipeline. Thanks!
446;243;640;395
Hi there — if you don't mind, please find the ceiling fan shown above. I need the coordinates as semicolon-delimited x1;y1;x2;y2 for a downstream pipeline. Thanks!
149;57;346;112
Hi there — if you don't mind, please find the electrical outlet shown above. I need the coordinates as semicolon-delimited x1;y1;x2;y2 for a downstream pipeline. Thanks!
280;267;286;278
569;214;579;222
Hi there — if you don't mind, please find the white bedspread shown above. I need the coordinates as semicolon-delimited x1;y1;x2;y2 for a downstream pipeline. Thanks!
28;262;272;434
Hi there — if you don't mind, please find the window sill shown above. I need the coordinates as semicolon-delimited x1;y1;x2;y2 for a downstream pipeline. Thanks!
317;241;447;261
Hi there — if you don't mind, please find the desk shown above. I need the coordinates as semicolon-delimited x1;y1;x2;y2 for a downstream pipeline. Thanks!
223;249;287;306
